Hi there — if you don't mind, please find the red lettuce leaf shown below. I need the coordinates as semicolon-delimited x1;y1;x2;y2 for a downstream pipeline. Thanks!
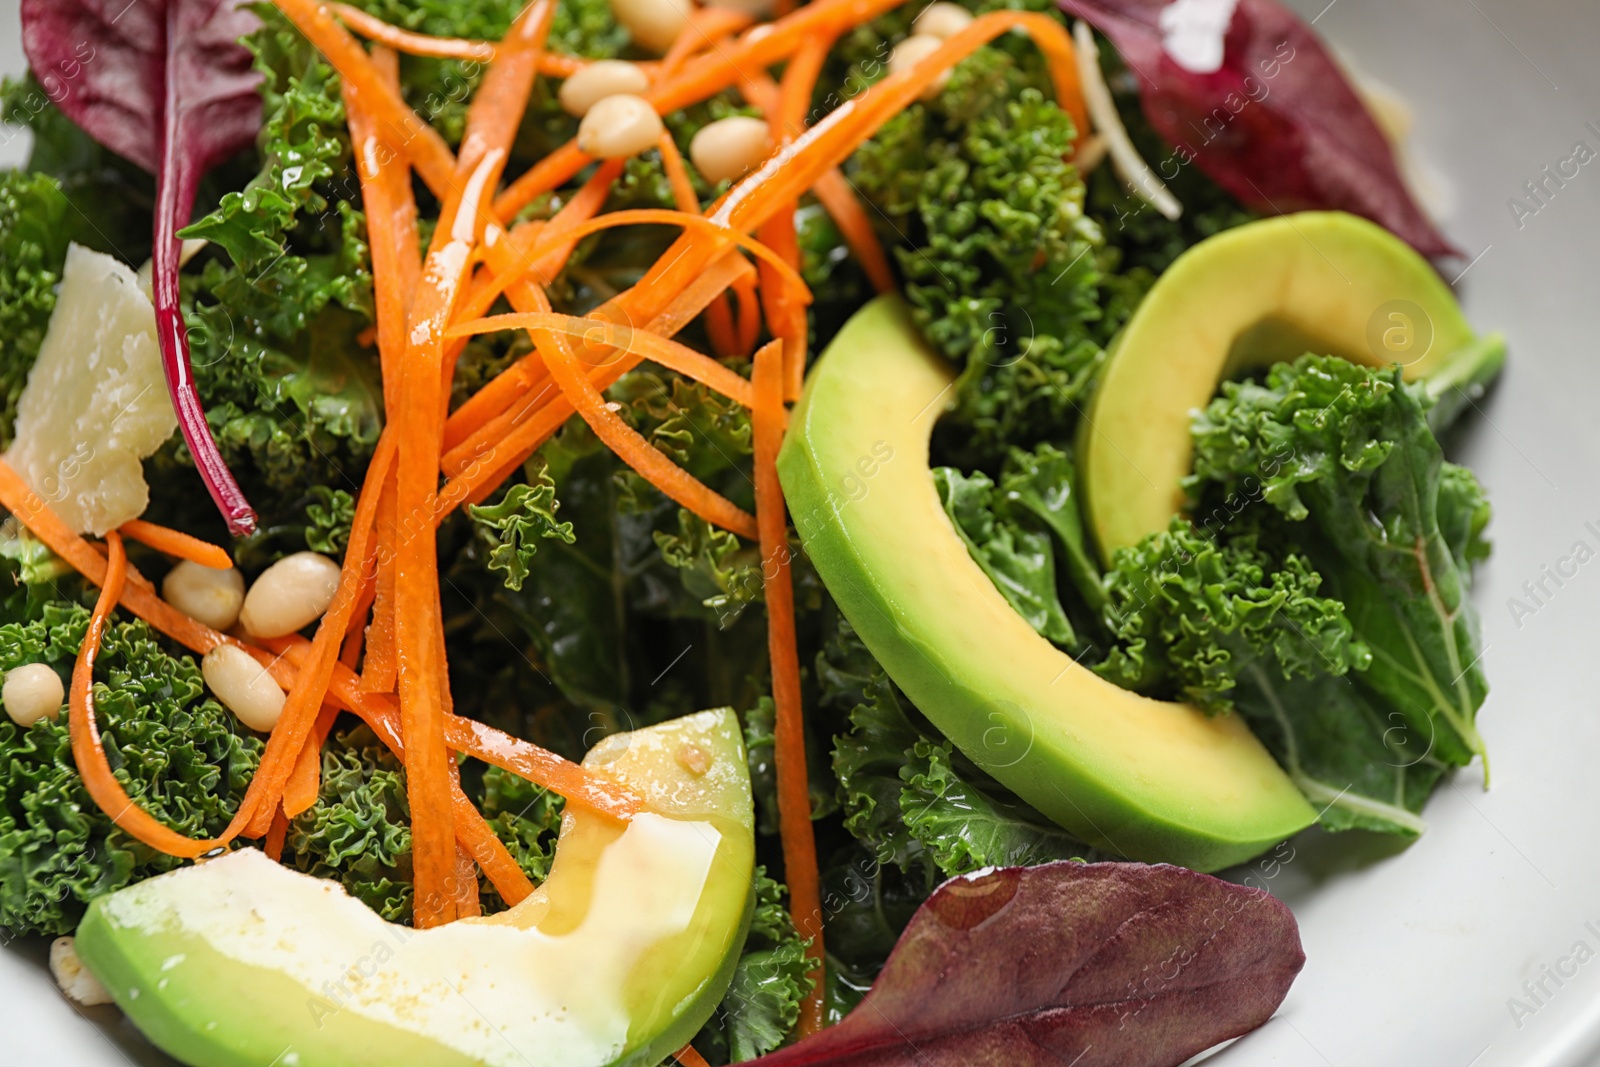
754;862;1303;1067
1060;0;1461;258
22;0;263;534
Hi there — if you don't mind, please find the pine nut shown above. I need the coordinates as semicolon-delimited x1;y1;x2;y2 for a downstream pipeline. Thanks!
577;94;666;160
890;34;951;100
162;560;246;631
559;60;652;117
690;116;773;185
610;0;693;53
50;937;113;1006
912;2;973;40
239;551;341;639
201;645;286;733
2;662;63;727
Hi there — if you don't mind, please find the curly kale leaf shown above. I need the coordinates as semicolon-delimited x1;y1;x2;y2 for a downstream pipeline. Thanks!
933;466;1075;646
1189;355;1492;770
0;171;73;446
0;604;261;936
478;764;564;905
468;465;576;592
179;8;382;493
654;509;764;627
997;443;1105;615
304;486;355;557
695;869;815;1063
827;620;1084;880
1097;517;1369;714
286;726;412;921
850;64;1108;464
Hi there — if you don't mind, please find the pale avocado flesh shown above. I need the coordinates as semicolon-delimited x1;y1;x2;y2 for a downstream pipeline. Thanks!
1083;210;1505;558
778;297;1316;872
74;710;755;1067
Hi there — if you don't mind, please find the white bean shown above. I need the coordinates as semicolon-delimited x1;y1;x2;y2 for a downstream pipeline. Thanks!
239;551;341;639
50;937;114;1007
3;663;63;727
162;560;246;631
559;60;652;117
912;2;973;40
577;94;666;160
889;34;951;100
610;0;693;53
202;645;286;732
690;116;773;185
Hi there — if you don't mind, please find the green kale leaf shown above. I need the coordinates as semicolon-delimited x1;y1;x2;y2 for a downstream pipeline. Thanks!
1096;517;1369;714
0;171;72;446
933;466;1075;646
695;869;815;1063
0;604;261;936
468;465;576;592
304;486;355;557
1189;355;1492;771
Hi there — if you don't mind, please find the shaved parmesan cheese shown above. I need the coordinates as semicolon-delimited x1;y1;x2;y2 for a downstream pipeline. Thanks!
6;243;177;536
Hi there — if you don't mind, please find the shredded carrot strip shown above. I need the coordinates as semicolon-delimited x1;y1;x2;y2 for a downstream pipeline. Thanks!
528;209;810;303
69;532;229;858
392;0;556;928
271;0;458;195
264;808;289;862
507;282;760;540
447;313;754;408
673;1046;712;1067
751;340;825;1035
117;518;233;570
330;3;496;62
267;636;644;821
361;469;399;692
657;130;741;357
811;168;895;294
438;250;757;512
283;703;340;818
660;6;754;76
732;268;762;355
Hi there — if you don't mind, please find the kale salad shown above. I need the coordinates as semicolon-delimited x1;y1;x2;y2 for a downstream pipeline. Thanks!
0;0;1501;1063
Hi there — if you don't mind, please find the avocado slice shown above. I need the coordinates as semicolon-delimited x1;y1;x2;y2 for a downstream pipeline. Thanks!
779;297;1316;872
1082;210;1506;558
73;709;754;1067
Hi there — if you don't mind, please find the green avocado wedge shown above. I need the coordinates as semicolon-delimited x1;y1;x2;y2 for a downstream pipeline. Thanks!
778;297;1316;872
1082;210;1506;558
74;710;755;1067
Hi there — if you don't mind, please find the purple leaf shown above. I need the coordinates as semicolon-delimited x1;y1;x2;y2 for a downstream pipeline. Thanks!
22;0;264;534
754;862;1303;1067
1060;0;1461;258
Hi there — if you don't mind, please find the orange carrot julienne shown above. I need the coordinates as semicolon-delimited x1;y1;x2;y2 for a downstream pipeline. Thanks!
391;0;556;928
69;531;231;858
271;0;458;195
283;703;340;818
656;130;740;357
659;6;754;77
447;312;755;408
330;3;496;62
506;283;760;540
117;518;233;570
436;250;759;514
673;1046;712;1067
264;807;289;862
751;340;825;1036
811;168;896;294
266;636;644;821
